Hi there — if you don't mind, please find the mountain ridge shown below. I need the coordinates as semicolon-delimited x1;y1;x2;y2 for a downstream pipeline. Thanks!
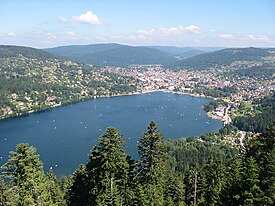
173;47;275;69
45;43;177;67
0;45;56;60
1;44;275;69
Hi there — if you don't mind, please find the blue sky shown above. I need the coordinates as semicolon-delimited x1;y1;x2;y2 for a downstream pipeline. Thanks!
0;0;274;48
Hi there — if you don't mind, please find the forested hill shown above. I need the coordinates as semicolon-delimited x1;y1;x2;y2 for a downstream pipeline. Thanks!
174;47;275;69
147;46;223;59
0;45;56;60
46;44;275;68
45;43;177;67
2;45;275;70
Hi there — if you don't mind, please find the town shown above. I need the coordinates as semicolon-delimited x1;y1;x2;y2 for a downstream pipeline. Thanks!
0;55;274;128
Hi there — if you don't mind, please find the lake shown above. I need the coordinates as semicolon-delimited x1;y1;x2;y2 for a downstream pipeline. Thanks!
0;92;222;177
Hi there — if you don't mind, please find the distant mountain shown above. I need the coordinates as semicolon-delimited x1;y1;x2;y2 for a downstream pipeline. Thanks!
0;45;56;60
45;44;177;67
3;45;273;70
174;47;275;69
147;46;223;59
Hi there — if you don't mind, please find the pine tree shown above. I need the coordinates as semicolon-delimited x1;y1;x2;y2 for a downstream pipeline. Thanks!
244;122;275;205
203;160;226;206
164;173;185;206
46;169;65;205
220;157;243;206
184;167;206;206
137;121;166;205
0;177;9;206
1;143;52;205
86;127;129;206
261;148;275;205
257;123;275;205
66;164;90;206
241;156;264;205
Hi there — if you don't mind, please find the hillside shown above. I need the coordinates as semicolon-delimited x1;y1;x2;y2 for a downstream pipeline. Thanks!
174;47;275;69
45;43;177;67
0;45;139;119
0;45;56;60
46;44;275;69
148;46;223;59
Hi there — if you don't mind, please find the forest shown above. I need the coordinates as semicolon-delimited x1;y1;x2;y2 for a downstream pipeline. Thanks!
233;94;275;133
0;121;274;206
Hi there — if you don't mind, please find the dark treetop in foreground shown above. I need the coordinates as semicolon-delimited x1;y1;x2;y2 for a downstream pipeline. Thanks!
1;121;274;205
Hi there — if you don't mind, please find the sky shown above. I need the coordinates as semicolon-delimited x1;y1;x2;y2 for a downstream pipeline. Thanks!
0;0;275;48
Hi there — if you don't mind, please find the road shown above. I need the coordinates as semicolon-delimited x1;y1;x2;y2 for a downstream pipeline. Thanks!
223;106;232;126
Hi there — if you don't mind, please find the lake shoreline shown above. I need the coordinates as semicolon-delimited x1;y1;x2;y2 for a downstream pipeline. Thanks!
0;91;223;177
0;89;218;123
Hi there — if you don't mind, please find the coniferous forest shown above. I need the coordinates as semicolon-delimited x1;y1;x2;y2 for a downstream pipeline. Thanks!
0;121;274;206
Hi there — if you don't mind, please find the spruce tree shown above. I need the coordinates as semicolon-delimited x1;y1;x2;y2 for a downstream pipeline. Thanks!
0;177;9;206
66;164;90;206
241;156;264;205
164;173;185;206
2;143;51;205
220;157;243;206
86;127;129;206
261;148;275;205
244;122;275;205
203;160;226;206
46;169;65;206
137;121;166;205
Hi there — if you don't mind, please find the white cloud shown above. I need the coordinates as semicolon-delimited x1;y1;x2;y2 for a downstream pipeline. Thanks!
8;32;16;37
65;31;77;40
246;34;271;42
185;25;201;33
218;33;272;43
65;31;76;37
218;34;236;39
46;32;57;40
59;16;68;23
73;11;102;25
136;25;202;37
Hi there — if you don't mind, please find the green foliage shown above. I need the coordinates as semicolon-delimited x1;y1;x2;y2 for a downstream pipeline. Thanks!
233;94;275;132
195;87;236;98
87;127;130;205
242;157;264;205
1;143;62;205
137;121;166;205
0;121;274;205
46;43;177;67
221;122;275;205
0;48;138;120
66;165;90;206
46;170;66;206
203;101;219;112
164;137;238;173
175;47;274;69
0;45;56;60
0;177;10;205
164;173;185;206
219;124;238;135
202;160;226;206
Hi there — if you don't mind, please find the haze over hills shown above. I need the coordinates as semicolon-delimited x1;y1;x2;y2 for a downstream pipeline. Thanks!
45;43;226;67
146;46;223;59
1;44;275;70
45;43;177;67
173;47;275;69
45;44;275;68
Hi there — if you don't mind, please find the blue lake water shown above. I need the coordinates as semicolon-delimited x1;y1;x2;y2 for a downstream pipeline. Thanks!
0;92;222;177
